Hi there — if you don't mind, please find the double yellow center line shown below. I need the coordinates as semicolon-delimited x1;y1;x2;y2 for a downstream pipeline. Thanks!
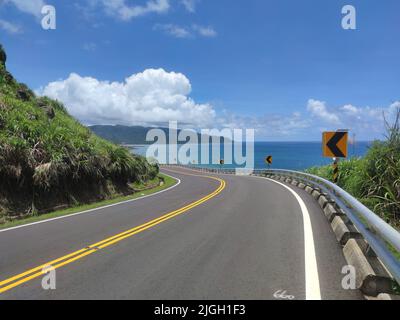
0;174;226;295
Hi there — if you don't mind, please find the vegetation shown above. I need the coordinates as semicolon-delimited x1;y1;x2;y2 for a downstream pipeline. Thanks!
0;44;159;223
0;174;176;230
307;109;400;229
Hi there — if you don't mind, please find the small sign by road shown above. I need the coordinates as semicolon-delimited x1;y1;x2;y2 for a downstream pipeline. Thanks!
323;132;348;158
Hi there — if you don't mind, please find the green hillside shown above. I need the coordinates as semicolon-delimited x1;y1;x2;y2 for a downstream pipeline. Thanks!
0;45;158;223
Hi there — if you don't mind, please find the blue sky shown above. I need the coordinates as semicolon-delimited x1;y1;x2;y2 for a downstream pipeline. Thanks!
0;0;399;141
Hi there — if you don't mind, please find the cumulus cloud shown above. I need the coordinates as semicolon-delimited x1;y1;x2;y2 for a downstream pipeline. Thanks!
0;19;22;34
1;0;45;18
154;24;191;38
155;23;217;38
224;100;400;140
181;0;200;13
82;42;97;51
192;24;217;37
305;99;400;139
87;0;170;21
37;66;399;140
341;104;359;116
307;99;340;124
218;111;311;138
390;101;400;112
40;69;216;127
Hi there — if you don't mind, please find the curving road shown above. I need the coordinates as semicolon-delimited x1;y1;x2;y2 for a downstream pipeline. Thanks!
0;166;362;300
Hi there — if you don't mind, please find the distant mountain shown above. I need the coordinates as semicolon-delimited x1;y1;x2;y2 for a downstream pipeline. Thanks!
90;125;154;145
89;125;229;145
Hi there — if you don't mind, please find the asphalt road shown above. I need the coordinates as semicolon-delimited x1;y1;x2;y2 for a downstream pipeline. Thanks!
0;166;363;300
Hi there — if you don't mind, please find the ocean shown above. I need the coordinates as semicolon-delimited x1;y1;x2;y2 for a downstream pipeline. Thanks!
129;141;371;171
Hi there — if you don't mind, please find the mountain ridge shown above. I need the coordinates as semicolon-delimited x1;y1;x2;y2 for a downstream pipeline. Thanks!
90;125;231;145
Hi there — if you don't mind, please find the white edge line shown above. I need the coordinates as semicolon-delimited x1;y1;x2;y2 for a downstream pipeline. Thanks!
252;175;322;301
0;173;181;234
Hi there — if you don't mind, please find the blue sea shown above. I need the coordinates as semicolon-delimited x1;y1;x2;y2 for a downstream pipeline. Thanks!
130;141;371;171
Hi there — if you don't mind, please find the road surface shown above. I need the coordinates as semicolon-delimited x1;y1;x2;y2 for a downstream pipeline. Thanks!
0;166;362;300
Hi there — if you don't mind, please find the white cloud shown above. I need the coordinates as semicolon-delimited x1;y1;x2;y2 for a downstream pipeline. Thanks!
2;0;45;18
390;101;400;112
218;111;311;139
341;104;360;115
192;24;217;37
305;99;400;139
155;23;217;38
224;99;400;140
89;0;170;21
40;69;216;127
154;24;191;38
0;19;22;34
307;99;341;124
218;99;400;140
83;42;97;51
181;0;199;13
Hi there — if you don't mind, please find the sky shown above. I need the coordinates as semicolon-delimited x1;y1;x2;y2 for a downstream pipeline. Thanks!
0;0;399;141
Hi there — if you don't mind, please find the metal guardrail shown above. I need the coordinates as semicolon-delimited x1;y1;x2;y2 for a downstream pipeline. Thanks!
164;165;400;285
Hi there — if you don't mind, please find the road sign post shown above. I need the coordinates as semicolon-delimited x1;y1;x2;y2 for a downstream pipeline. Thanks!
333;158;339;184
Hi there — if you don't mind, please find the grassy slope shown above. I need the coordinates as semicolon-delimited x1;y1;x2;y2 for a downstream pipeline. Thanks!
0;173;177;230
306;141;400;230
0;44;158;222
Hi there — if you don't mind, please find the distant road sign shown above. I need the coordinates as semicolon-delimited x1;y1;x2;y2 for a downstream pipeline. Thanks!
323;132;348;158
265;156;273;165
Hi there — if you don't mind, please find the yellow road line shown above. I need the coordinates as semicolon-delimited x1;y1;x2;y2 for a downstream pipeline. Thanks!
0;174;226;295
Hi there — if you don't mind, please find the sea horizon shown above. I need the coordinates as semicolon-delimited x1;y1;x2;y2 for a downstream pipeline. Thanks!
129;141;372;171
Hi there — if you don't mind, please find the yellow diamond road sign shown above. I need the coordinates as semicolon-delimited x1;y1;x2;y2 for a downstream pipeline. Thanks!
323;132;348;158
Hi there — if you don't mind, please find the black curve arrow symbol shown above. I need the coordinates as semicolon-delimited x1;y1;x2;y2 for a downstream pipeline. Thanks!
327;132;346;157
